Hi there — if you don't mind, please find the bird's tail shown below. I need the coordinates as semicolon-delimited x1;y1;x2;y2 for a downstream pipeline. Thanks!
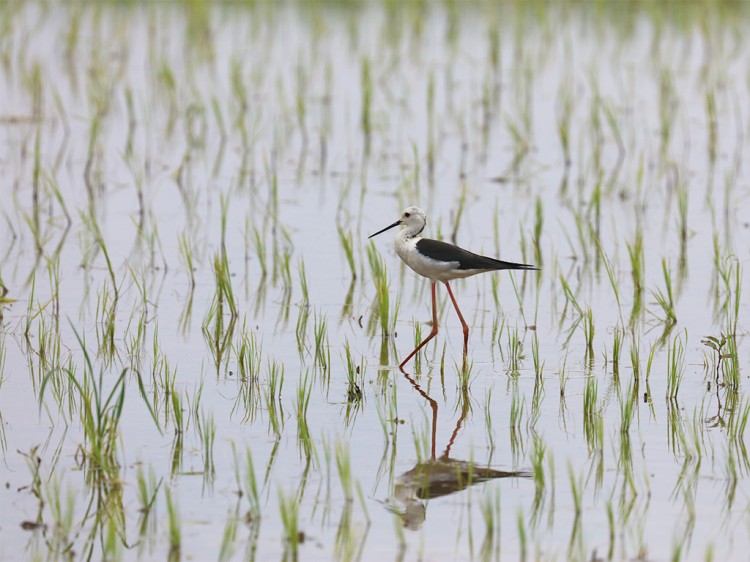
490;259;538;271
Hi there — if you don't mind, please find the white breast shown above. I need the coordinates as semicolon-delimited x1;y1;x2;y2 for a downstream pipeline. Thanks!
394;234;464;282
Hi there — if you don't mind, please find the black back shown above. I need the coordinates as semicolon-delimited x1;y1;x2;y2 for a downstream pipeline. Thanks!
416;238;537;271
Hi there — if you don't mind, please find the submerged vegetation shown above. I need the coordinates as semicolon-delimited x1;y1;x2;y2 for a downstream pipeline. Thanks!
1;1;750;560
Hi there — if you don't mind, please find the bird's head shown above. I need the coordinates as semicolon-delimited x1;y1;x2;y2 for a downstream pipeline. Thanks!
369;206;426;239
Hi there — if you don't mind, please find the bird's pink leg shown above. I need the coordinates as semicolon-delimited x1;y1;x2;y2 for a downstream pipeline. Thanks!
444;281;469;356
399;282;439;369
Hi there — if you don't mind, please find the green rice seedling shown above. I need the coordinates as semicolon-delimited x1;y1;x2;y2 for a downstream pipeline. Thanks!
658;67;677;155
612;326;622;378
265;360;285;438
645;341;657;382
340;279;356;324
337;226;357;279
721;334;740;393
44;474;76;557
279;486;303;557
558;271;583;318
178;231;196;289
456;356;474;391
583;308;594;362
40;328;125;481
712;255;742;336
676;175;689;270
583;377;603;456
200;410;216;485
630;339;641;382
236;328;262;382
298;258;309;305
479;487;501;562
409;410;433;464
202;253;238;371
343;341;364;406
559;354;569;399
103;509;123;561
666;332;686;401
178;288;195;337
218;507;239;562
531;331;543;380
95;282;117;365
530;368;544;432
252;227;267;278
596;237;621;318
532;196;544;266
165;487;181;560
620;382;635;435
313;311;330;377
449;185;467;244
530;434;546;526
337;480;372;562
412;323;423;372
81;207;119;299
171;386;184;436
484;388;495;451
727;398;750;448
30;128;42;254
627;229;645;323
507;327;525;376
547;451;556;528
652;259;677;327
509;392;525;462
557;77;574;167
295;59;308;145
366;243;396;336
567;463;584;559
295;304;311;353
335;438;354;503
606;501;615;560
214;250;238;318
517;507;527;562
235;444;261;520
666;399;685;456
279;249;293;289
296;371;313;458
136;463;161;536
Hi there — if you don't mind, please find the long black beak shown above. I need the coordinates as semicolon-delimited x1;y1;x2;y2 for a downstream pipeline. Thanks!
368;220;401;239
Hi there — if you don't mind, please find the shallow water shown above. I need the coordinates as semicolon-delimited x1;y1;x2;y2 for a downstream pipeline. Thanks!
1;3;750;561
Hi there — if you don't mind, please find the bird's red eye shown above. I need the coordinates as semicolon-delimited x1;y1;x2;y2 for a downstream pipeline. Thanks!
404;212;411;218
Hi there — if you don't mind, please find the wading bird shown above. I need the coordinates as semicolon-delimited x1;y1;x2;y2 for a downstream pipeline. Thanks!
369;206;537;369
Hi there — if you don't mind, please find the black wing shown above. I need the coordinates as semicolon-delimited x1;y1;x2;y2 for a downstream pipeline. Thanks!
416;238;537;271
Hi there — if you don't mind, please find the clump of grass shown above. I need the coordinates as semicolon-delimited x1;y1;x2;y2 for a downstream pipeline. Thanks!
366;244;398;336
40;327;127;482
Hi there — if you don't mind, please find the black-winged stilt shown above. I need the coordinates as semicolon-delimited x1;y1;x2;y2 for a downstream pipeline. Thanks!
369;206;537;369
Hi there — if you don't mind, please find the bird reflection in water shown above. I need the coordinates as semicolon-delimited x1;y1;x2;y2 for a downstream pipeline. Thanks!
386;367;531;531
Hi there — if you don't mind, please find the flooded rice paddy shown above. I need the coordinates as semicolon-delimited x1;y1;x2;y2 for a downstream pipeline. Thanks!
2;2;750;560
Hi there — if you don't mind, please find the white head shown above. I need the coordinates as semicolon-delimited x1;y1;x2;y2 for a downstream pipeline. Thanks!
369;206;426;239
